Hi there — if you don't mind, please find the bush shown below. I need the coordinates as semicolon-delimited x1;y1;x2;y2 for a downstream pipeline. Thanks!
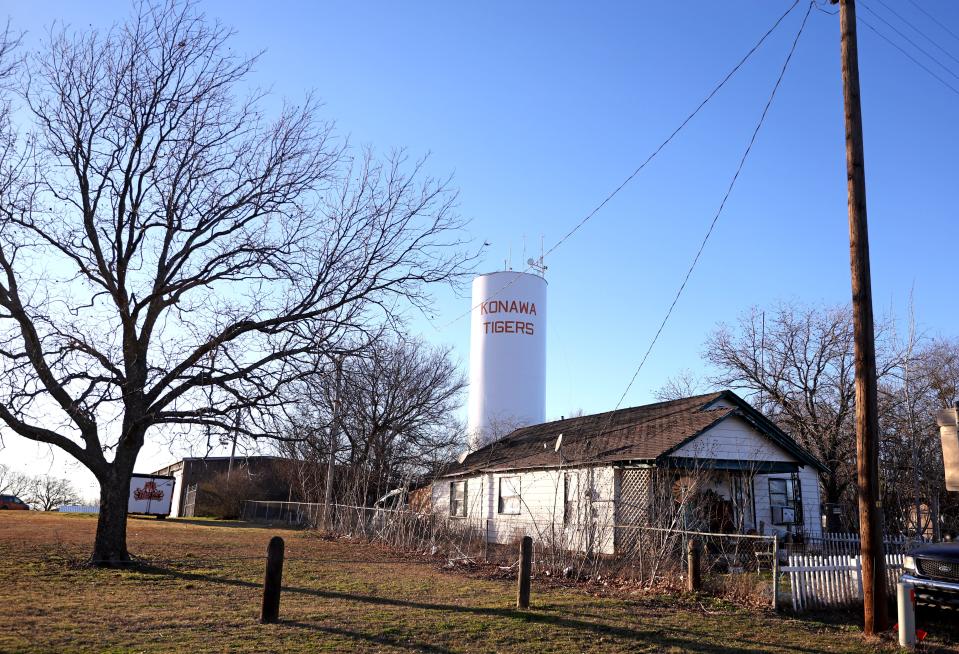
197;471;269;519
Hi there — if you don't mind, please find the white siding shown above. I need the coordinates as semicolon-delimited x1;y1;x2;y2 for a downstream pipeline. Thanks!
797;466;822;537
670;416;792;462
431;465;617;554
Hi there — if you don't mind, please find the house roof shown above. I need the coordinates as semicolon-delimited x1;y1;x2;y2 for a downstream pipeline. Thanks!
149;455;295;475
442;390;828;477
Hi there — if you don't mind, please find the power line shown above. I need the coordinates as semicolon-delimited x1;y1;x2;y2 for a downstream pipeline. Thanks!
812;1;837;17
859;1;959;82
540;1;802;264
607;0;813;417
905;0;959;46
871;0;959;68
436;0;803;331
857;14;959;98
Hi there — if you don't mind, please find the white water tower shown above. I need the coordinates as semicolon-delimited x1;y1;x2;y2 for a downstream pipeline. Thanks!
467;270;547;451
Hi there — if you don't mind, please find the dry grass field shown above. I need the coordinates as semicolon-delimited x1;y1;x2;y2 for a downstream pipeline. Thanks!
1;511;955;653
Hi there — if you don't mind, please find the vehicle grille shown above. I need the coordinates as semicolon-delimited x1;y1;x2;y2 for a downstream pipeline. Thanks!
917;557;959;582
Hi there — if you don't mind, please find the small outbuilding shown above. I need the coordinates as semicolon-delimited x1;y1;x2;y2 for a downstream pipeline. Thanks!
152;455;296;518
432;391;826;555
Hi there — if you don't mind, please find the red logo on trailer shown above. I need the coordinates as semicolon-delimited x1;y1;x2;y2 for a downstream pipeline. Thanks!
133;481;164;501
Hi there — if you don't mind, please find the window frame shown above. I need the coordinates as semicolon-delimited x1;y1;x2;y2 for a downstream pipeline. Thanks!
449;480;467;518
768;477;801;526
497;476;522;515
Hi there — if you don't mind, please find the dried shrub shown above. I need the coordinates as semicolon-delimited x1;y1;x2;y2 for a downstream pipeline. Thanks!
704;572;772;609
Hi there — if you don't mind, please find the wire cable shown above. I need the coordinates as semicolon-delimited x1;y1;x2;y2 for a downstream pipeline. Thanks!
594;0;814;443
857;14;959;98
905;0;959;46
871;0;959;68
821;0;959;98
859;1;959;82
435;0;804;331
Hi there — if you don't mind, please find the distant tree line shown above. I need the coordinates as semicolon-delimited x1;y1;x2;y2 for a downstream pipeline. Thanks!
0;464;83;510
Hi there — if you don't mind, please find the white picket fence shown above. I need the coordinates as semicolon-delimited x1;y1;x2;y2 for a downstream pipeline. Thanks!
783;553;904;612
818;532;916;553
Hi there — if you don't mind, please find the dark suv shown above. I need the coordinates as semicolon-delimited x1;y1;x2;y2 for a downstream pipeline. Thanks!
0;494;29;510
902;542;959;610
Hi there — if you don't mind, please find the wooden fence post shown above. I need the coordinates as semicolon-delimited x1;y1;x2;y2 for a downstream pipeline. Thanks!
687;538;701;592
771;533;780;611
517;536;532;609
260;536;285;624
484;519;490;563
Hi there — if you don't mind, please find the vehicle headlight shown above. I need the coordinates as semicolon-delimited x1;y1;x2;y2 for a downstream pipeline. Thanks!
903;555;916;573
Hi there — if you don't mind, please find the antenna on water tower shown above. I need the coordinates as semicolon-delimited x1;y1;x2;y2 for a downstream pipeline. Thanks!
527;235;547;277
527;257;546;277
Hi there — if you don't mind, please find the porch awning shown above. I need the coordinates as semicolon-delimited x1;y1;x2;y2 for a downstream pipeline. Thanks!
664;457;800;474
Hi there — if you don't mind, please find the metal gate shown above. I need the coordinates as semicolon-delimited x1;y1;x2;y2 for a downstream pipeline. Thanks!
182;483;198;517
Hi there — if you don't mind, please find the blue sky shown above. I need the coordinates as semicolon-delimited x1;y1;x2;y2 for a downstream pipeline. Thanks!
2;1;958;495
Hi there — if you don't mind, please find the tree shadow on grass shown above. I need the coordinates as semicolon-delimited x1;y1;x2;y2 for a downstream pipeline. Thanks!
136;564;836;654
281;622;456;654
163;518;300;530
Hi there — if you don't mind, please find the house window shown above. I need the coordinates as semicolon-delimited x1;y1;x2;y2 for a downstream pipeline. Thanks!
498;476;521;515
768;477;801;525
449;480;467;517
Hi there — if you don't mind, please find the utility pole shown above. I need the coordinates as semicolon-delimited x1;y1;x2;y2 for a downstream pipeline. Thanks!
323;355;344;531
832;0;888;633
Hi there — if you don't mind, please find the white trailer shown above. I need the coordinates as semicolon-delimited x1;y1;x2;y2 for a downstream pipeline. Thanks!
128;474;175;519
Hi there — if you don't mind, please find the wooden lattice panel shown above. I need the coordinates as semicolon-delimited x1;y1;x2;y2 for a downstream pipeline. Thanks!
618;468;652;525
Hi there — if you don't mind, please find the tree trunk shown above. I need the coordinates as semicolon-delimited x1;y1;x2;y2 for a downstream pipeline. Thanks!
91;472;132;566
823;477;844;533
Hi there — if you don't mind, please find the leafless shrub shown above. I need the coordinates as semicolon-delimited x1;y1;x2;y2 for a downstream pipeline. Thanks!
705;571;771;608
197;471;270;519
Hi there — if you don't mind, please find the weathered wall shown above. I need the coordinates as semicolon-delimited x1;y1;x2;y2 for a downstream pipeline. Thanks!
431;466;616;554
670;416;793;462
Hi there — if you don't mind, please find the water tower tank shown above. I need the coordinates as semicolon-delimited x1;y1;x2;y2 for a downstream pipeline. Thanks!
467;271;546;451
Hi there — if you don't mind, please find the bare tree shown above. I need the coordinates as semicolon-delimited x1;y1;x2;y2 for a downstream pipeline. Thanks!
918;337;959;408
654;369;711;402
0;2;471;564
703;303;901;530
27;475;81;511
880;336;959;535
0;462;32;498
279;336;465;506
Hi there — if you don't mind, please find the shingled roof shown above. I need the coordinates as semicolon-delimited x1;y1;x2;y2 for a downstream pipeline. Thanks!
442;390;827;477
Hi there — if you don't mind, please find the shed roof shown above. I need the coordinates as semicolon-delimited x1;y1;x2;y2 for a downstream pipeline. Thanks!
442;391;827;477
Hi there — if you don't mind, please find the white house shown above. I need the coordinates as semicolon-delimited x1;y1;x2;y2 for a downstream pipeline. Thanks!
431;391;826;555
